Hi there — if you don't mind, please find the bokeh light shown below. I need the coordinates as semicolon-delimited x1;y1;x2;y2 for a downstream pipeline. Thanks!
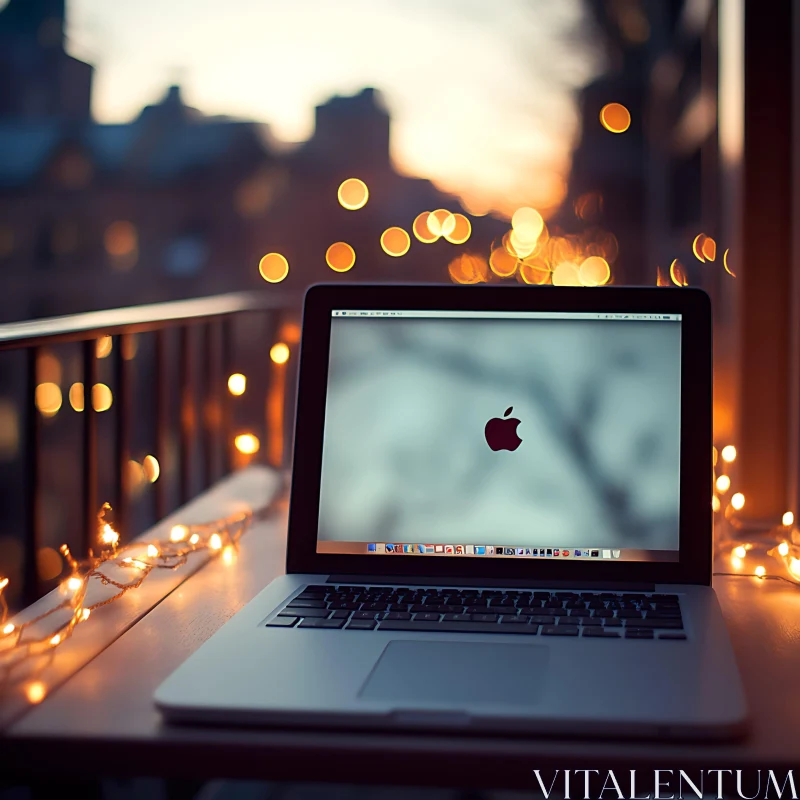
692;234;707;262
270;342;290;364
412;212;438;243
258;253;289;283
92;383;113;412
669;259;688;286
227;373;246;396
506;230;537;258
721;445;737;463
489;248;518;278
337;178;369;210
701;236;717;261
782;511;794;527
234;433;260;455
552;262;581;286
519;258;551;285
142;455;160;483
716;474;731;493
325;242;356;272
731;492;745;511
25;681;47;704
778;541;790;557
578;256;611;286
69;382;84;412
723;248;736;277
754;565;766;578
128;459;144;490
711;495;721;512
789;559;800;579
599;102;631;133
426;210;456;238
96;335;113;359
444;214;472;245
104;221;137;257
35;383;62;418
380;227;411;257
448;253;489;284
511;207;544;246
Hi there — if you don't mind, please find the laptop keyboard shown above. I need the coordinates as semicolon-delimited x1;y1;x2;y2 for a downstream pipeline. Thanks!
266;585;686;640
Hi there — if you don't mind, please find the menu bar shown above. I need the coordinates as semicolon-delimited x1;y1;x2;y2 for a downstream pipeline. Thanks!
364;543;623;558
332;310;681;321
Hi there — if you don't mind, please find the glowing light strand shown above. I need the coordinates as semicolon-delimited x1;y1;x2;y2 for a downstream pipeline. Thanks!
0;495;282;690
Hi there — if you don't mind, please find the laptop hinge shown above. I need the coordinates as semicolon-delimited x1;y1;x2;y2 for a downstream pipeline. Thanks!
327;574;656;591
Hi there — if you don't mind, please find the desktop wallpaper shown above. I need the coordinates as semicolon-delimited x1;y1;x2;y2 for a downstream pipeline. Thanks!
318;315;681;550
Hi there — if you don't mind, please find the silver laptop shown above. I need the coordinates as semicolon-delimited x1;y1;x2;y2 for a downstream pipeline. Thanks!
155;284;748;740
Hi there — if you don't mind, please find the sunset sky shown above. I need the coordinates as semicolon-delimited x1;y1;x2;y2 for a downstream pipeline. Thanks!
63;0;604;217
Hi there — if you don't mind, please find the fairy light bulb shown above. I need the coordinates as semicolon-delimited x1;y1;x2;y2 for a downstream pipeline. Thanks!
732;545;747;559
754;565;766;578
50;634;61;646
147;544;159;558
81;608;91;621
789;558;800;579
783;511;794;527
66;576;82;592
778;542;790;557
170;525;188;543
189;533;200;545
3;623;14;635
731;492;745;510
209;533;222;550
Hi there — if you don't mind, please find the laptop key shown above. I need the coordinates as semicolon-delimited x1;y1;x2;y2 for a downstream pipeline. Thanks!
603;618;623;627
414;612;441;622
442;613;472;622
583;628;620;638
298;617;347;629
659;633;687;640
471;613;499;623
616;609;642;619
499;615;529;624
384;611;412;620
541;626;579;636
280;607;329;618
352;611;379;620
287;599;327;609
626;629;655;639
267;616;299;627
345;620;376;630
329;610;350;619
529;615;556;625
378;621;537;635
626;618;682;629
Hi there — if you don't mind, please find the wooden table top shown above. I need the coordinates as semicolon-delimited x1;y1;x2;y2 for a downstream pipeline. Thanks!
2;466;799;790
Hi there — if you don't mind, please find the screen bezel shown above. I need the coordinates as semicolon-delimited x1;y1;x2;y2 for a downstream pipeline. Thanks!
286;284;712;586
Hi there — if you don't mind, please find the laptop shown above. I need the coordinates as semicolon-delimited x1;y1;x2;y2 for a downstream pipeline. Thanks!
155;283;748;740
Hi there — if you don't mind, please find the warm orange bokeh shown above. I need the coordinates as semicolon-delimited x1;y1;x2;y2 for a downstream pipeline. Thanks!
552;261;581;286
448;253;489;284
412;212;438;243
723;248;736;277
669;259;688;286
444;214;471;245
380;227;411;257
489;248;518;278
519;258;550;285
599;103;631;133
258;253;289;283
578;256;611;286
426;210;456;238
701;236;717;262
325;242;356;272
337;178;369;210
692;233;707;262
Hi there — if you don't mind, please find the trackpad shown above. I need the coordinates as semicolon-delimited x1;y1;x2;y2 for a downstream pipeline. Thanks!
359;640;549;706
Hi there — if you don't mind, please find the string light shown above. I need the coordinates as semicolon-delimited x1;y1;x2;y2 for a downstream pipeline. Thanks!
754;565;766;578
732;545;747;559
778;542;790;557
721;445;737;463
783;511;794;527
731;492;745;511
0;490;282;693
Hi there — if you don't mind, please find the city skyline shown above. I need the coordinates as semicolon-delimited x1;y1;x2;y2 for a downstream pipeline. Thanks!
57;0;604;218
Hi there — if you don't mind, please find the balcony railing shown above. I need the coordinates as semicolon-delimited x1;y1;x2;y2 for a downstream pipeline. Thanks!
0;291;301;607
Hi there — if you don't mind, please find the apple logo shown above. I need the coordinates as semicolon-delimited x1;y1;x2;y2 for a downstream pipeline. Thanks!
484;407;522;451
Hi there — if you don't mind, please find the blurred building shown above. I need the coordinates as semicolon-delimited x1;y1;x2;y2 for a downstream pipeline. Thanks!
559;0;720;292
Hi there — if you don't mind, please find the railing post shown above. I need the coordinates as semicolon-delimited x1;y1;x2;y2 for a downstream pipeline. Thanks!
82;339;98;556
155;329;168;521
23;348;41;605
114;334;131;539
221;318;233;475
201;322;214;489
179;326;193;505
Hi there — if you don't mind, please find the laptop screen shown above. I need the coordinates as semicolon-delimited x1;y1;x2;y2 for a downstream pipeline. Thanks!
316;309;681;563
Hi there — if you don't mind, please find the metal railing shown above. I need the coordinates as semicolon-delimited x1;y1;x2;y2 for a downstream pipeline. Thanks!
0;291;300;606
